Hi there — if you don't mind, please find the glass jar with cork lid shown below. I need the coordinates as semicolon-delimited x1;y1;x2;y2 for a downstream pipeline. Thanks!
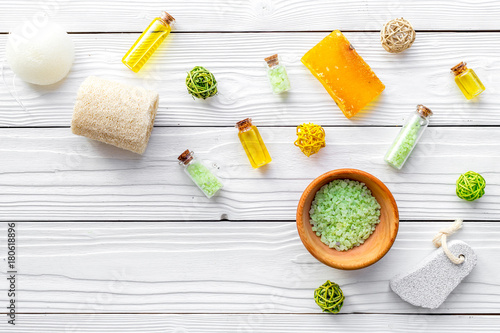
451;61;485;100
178;149;223;198
384;105;433;169
236;118;272;168
264;54;291;94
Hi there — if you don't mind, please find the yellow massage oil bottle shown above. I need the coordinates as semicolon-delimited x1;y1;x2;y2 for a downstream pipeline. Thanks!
451;61;485;100
122;11;174;73
236;118;272;168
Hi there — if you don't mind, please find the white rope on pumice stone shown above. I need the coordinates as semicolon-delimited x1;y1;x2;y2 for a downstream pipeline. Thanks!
432;219;465;264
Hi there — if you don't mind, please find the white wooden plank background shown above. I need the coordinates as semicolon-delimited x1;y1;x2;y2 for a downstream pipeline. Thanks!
8;314;500;332
1;0;500;32
5;221;499;314
0;127;498;221
1;0;500;331
1;33;499;127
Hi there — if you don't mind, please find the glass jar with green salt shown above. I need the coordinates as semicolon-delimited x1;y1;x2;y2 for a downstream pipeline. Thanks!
178;149;223;198
384;105;433;169
264;54;291;94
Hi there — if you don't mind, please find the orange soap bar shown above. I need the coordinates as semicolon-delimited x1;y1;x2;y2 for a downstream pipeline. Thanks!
302;30;385;118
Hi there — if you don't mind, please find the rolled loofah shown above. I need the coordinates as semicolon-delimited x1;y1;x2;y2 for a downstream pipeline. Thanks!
71;76;159;154
380;18;416;53
456;171;486;201
6;21;74;85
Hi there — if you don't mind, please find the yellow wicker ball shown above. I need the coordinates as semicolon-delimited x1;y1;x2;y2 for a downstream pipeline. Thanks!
294;123;325;157
380;18;416;53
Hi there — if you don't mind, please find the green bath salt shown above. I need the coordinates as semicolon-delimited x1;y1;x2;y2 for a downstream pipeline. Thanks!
178;150;223;198
384;115;421;169
265;54;291;94
186;162;223;198
309;179;381;251
268;65;291;94
384;105;433;169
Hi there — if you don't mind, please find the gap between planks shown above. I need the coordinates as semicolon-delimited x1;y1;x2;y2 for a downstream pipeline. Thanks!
1;125;500;129
6;30;500;34
2;220;499;223
7;312;500;315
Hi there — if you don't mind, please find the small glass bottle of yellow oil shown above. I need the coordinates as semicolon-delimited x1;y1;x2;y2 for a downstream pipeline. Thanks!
236;118;272;168
122;11;175;73
451;61;485;100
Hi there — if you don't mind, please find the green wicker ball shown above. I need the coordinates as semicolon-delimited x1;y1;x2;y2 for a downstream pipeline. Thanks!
314;280;344;313
186;66;218;99
456;171;486;201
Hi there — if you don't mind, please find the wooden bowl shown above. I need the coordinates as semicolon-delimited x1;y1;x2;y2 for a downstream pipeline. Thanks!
296;169;399;270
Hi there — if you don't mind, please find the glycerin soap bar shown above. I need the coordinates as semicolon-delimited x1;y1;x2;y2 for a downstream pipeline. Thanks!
301;30;385;118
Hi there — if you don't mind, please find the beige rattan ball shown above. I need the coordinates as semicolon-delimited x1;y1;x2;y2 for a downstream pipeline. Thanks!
380;18;416;53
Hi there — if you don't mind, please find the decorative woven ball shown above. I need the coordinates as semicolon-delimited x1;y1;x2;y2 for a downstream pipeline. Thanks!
314;280;344;314
380;18;416;53
456;171;486;201
186;66;218;99
294;123;326;157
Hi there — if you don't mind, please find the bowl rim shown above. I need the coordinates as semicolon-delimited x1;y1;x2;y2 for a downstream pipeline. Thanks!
296;168;399;270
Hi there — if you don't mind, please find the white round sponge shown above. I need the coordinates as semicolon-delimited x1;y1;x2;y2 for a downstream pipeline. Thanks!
6;21;74;85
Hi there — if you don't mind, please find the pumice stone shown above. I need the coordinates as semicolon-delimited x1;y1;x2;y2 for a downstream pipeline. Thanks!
390;240;477;309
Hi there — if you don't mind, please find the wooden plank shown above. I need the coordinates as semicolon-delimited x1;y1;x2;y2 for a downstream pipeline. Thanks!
1;221;499;313
0;32;498;127
2;314;500;332
0;127;497;221
1;0;500;32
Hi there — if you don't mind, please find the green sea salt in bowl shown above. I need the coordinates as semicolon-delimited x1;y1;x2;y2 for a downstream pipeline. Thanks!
309;179;381;251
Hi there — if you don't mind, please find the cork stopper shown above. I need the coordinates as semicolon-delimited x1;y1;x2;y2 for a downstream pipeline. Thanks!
178;149;194;165
236;118;253;132
264;54;279;68
160;11;175;25
451;62;468;76
416;104;433;118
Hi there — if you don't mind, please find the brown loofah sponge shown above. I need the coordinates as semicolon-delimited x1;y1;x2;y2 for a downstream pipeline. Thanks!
71;76;159;154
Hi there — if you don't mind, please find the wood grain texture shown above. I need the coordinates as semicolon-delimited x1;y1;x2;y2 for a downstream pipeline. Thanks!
0;127;498;221
1;0;500;32
0;32;499;127
1;221;498;314
3;314;500;332
0;0;498;329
